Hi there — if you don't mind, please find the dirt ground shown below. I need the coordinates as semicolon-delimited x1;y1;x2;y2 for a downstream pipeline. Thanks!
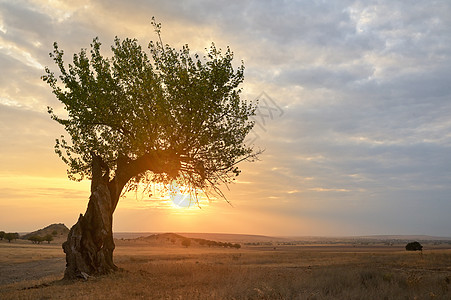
0;240;65;285
0;257;65;285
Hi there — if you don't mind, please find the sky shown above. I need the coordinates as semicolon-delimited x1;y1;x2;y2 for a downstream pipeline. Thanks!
1;0;450;237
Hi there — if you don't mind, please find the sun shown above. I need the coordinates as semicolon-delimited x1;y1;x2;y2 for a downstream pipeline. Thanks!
127;180;211;210
166;181;213;209
169;184;194;208
170;192;192;208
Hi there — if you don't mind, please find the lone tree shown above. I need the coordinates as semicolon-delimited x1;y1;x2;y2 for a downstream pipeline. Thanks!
4;232;18;243
43;20;259;279
405;241;423;251
44;234;54;244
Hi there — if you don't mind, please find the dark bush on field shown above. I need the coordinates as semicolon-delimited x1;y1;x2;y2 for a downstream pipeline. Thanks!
405;241;423;251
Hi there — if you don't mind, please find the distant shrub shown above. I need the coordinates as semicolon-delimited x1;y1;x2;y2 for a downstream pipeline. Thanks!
5;232;18;242
28;235;45;244
0;231;5;240
44;234;54;244
405;241;423;251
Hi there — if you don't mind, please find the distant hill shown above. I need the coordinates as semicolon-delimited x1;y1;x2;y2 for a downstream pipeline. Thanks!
114;232;451;245
21;223;69;240
114;232;288;243
355;235;451;241
124;233;241;249
179;232;289;243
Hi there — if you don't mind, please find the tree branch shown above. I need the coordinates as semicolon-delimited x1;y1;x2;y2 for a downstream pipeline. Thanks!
109;149;181;211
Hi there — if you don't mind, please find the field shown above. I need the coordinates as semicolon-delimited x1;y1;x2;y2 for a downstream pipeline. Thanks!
1;236;451;299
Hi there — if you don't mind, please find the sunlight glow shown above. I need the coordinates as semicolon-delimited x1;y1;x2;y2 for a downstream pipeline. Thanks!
166;181;211;209
125;181;211;210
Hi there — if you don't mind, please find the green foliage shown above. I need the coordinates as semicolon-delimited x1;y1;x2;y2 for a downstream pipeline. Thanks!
44;234;54;243
42;20;258;198
405;241;423;251
4;232;18;242
28;235;45;244
0;231;5;240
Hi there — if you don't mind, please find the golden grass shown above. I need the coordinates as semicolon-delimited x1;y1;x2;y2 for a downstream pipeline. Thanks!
1;242;450;299
0;240;64;263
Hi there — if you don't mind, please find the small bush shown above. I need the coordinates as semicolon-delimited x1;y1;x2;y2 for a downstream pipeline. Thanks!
28;235;45;244
406;241;423;251
44;234;54;244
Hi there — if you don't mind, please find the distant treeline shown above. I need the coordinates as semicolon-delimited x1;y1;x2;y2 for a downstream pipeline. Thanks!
244;242;274;246
0;231;19;242
0;229;58;244
191;238;241;249
27;234;54;244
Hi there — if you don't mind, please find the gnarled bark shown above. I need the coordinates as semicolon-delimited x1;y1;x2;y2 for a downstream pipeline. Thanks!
62;150;180;279
62;156;117;279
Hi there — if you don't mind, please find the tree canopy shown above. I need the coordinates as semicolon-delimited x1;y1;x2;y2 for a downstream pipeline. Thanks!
42;22;258;201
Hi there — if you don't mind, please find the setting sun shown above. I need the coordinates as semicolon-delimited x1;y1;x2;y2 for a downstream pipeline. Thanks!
127;181;211;210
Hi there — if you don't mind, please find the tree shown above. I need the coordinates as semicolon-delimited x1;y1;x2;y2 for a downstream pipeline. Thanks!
44;234;54;244
42;20;259;279
52;230;58;236
28;235;45;244
5;233;16;243
181;239;191;248
406;241;423;251
0;231;5;240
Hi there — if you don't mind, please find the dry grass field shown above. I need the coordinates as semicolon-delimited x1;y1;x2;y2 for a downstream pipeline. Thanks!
1;237;450;299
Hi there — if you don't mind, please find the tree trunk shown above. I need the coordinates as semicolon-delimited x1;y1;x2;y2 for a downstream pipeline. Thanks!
62;150;180;279
62;156;118;279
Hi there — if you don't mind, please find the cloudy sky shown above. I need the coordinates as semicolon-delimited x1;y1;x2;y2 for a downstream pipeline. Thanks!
1;0;450;236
